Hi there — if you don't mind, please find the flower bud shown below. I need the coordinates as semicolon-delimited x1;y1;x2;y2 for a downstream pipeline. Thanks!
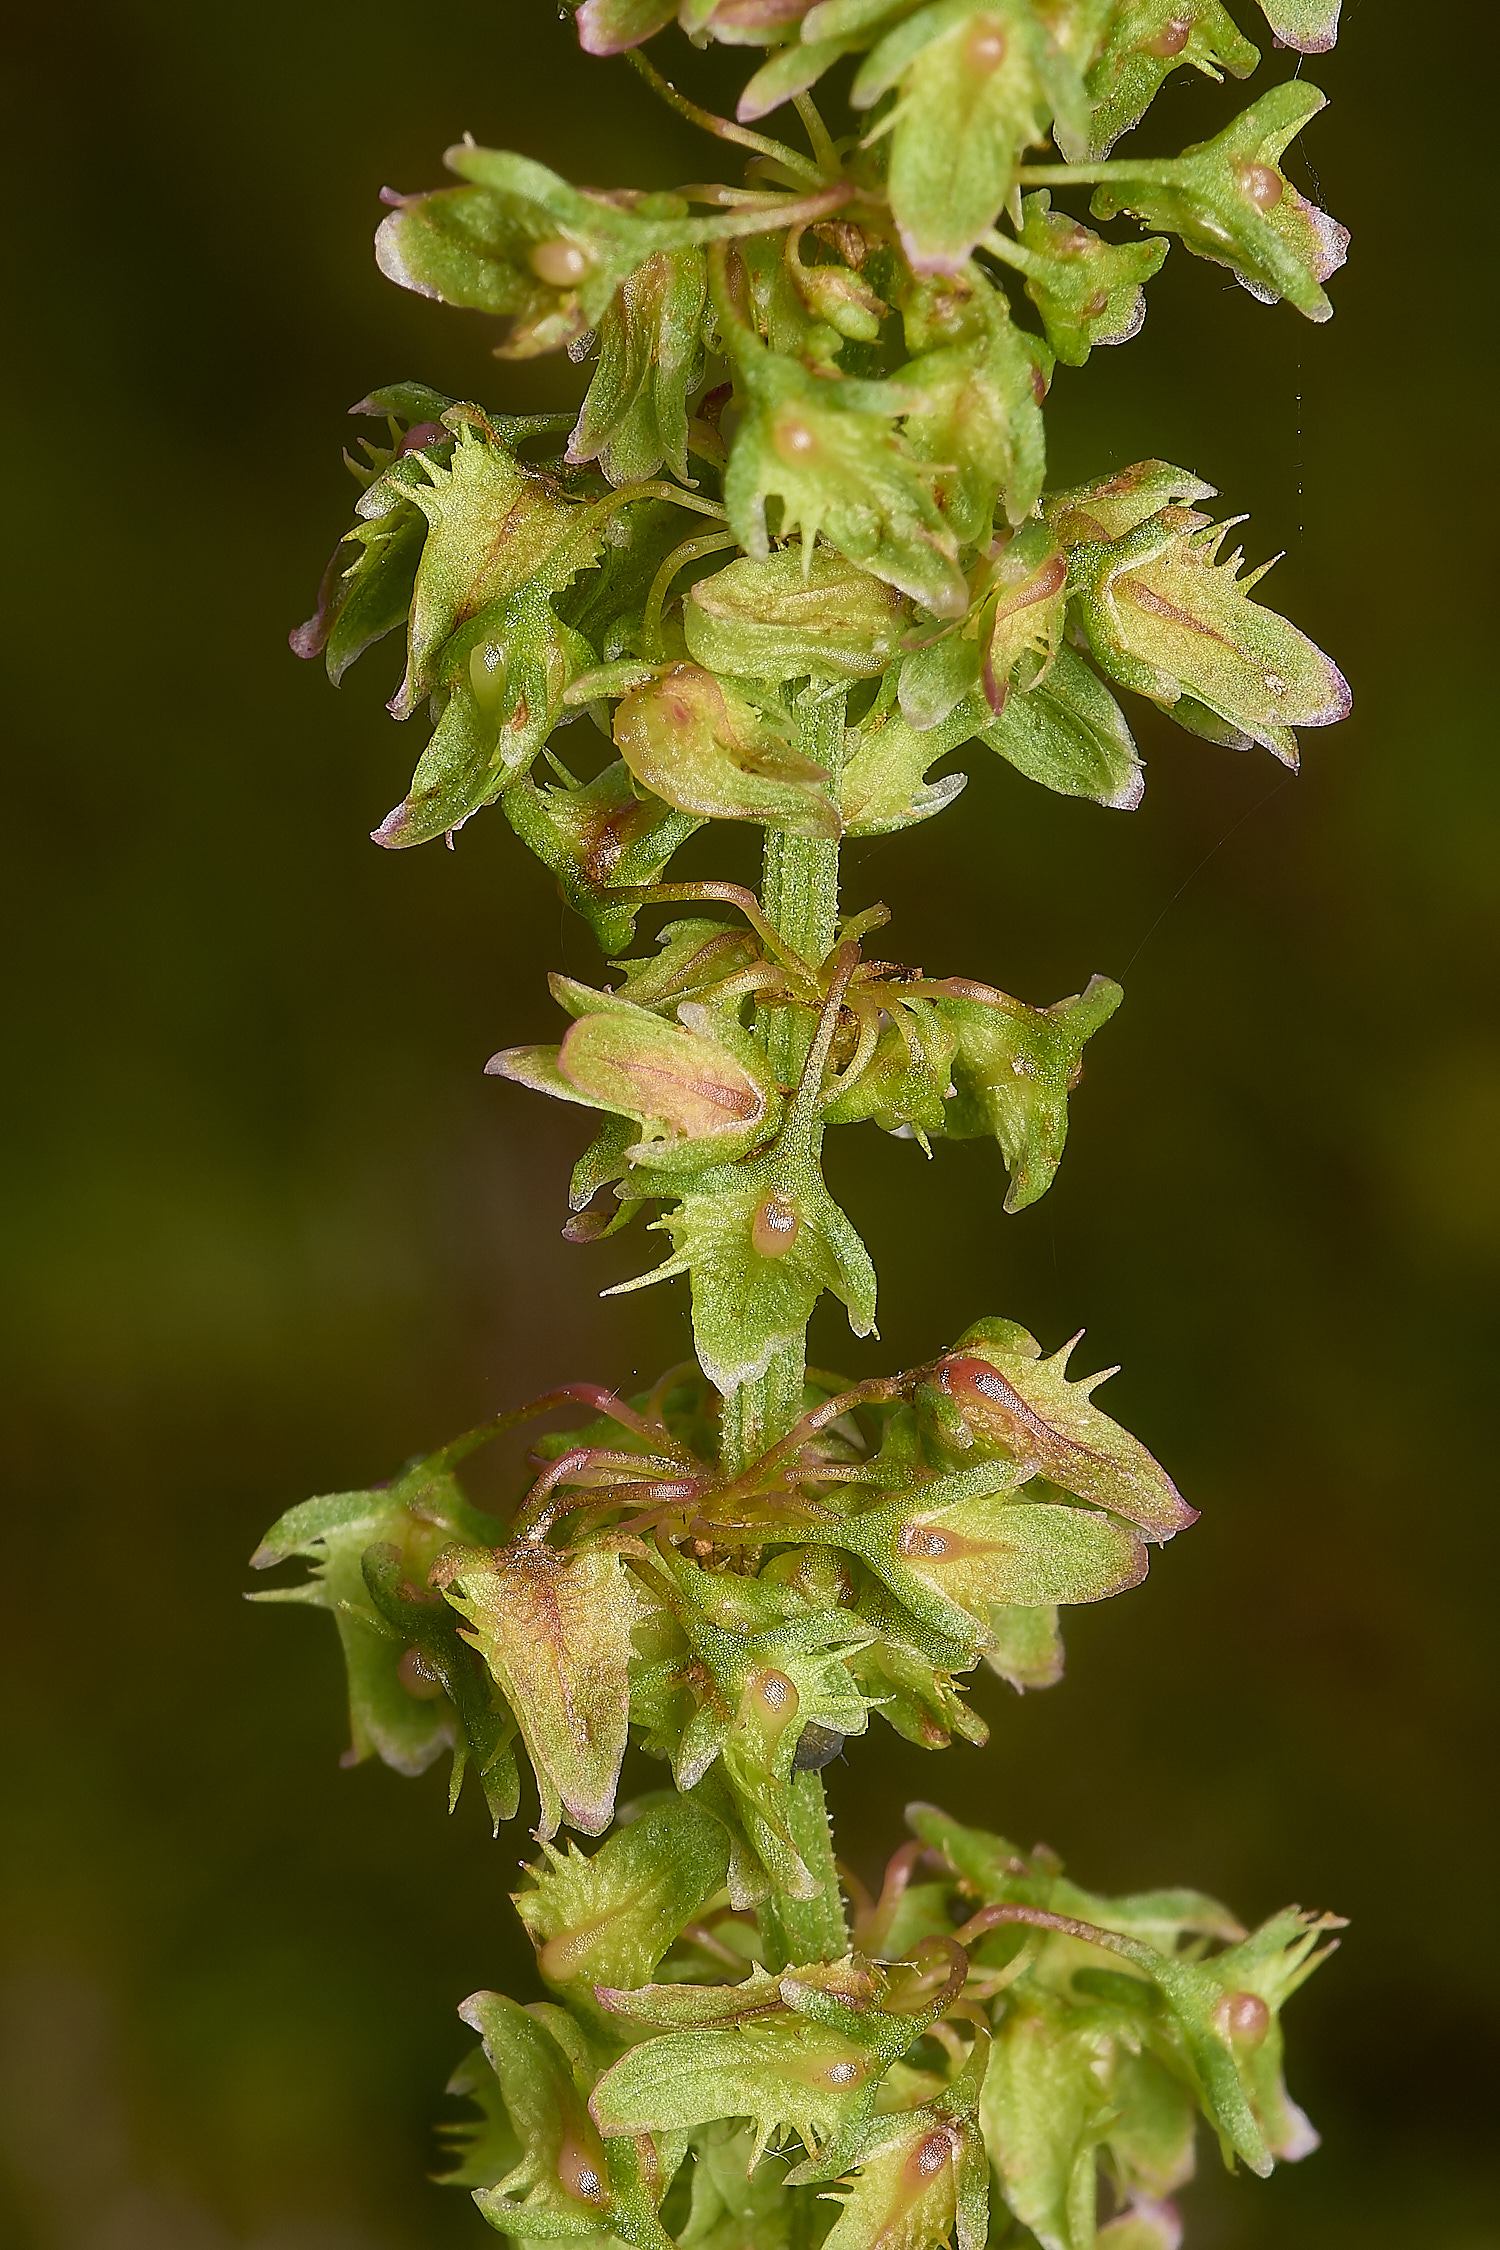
821;1014;958;1136
517;1797;730;2003
378;144;712;359
703;0;818;35
580;0;818;47
574;0;676;53
1256;0;1340;53
980;643;1144;810
459;1995;622;2240
558;1007;774;1147
489;980;779;1170
432;1538;643;1839
720;329;967;619
612;1155;875;1395
973;525;1069;709
501;759;702;958
1097;2199;1184;2250
900;283;1052;538
684;549;906;682
250;1486;518;1821
930;1315;1198;1540
1043;459;1216;547
792;256;887;344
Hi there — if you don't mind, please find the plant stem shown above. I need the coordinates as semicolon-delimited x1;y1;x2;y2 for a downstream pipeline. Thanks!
722;684;853;1957
761;684;847;1083
718;1353;807;1480
792;90;840;179
758;1771;849;1971
718;686;847;1472
1015;162;1142;186
628;51;825;186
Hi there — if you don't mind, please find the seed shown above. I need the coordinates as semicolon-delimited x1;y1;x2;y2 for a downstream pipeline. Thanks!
531;237;591;286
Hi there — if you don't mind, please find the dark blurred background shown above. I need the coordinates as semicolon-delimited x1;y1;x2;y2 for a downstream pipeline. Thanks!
3;2;1495;2244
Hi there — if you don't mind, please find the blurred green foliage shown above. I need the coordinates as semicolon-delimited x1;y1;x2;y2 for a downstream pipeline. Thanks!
2;3;1496;2246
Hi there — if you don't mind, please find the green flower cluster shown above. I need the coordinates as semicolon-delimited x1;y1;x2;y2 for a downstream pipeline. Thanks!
270;4;1351;2243
252;1332;1336;2244
254;1323;1194;1864
441;1795;1338;2250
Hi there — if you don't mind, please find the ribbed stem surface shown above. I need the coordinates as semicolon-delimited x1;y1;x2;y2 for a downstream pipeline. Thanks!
719;685;851;1956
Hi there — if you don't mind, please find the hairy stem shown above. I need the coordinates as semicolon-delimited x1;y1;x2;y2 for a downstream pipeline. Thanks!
761;684;848;1081
758;1771;849;1972
718;686;849;1471
718;1353;807;1481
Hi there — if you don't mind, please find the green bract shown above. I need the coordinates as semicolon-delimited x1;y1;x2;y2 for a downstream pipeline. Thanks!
853;0;1087;275
1001;192;1169;363
721;321;969;617
898;278;1052;535
1077;2;1260;161
271;11;1352;2247
936;972;1123;1210
379;148;758;358
569;247;710;484
684;548;907;680
432;1535;644;1838
614;664;844;832
1087;82;1350;322
1064;494;1351;762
